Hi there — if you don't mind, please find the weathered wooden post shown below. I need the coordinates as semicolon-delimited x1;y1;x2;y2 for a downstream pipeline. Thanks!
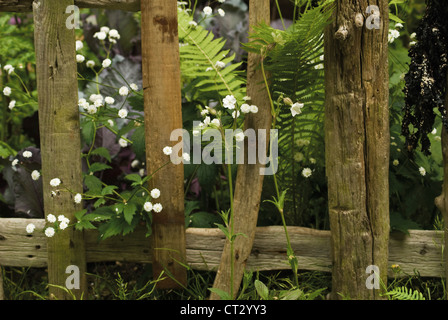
32;0;87;299
140;0;187;288
210;0;271;300
435;74;448;293
324;0;390;299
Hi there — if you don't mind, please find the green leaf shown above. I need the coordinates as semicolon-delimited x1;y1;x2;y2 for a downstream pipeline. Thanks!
84;174;103;193
101;185;118;196
81;119;95;145
254;280;269;300
131;125;146;159
208;288;232;300
90;147;112;162
88;162;112;174
125;173;142;184
123;203;137;225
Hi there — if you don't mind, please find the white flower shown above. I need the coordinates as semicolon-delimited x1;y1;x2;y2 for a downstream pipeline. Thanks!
89;94;103;103
203;6;213;15
45;227;55;237
118;109;128;118
240;104;251;113
75;53;85;63
100;26;110;34
107;119;114;127
109;29;120;39
58;215;69;223
47;214;57;223
86;60;95;68
119;138;128;148
153;203;163;213
393;159;399;166
314;63;324;70
94;31;107;41
211;118;220;126
223;95;236;109
3;86;11;96
74;193;82;204
105;96;115;105
102;58;111;68
201;108;209;116
395;23;403;29
218;0;225;2
75;40;83;51
302;167;312;178
235;132;245;142
410;32;417;39
130;83;138;91
206;67;213;72
11;159;19;167
290;102;304;117
218;8;225;17
203;116;211;126
87;104;98;114
232;110;240;118
388;29;400;43
163;146;173;155
409;41;416;46
431;128;437;135
309;158;316;164
139;168;145;177
419;167;426;176
215;61;226;69
151;188;161;199
119;86;129;96
8;100;16;110
3;64;14;74
242;96;251;101
183;153;190;162
189;21;198;28
59;221;68;230
26;223;35;234
50;178;61;187
31;170;40;181
250;105;258;113
23;150;32;158
131;159;139;168
144;201;153;212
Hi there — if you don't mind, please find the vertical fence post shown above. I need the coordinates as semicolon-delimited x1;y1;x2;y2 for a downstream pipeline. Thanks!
140;0;187;288
33;0;87;299
324;0;389;299
435;73;448;294
210;0;271;300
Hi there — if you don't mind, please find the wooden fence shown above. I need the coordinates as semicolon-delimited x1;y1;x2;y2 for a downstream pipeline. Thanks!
0;0;446;301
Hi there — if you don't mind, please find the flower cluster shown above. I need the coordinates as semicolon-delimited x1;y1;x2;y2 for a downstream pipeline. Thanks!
26;214;71;238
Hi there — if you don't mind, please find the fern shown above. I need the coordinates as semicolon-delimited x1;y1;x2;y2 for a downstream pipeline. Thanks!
244;2;334;223
178;11;246;102
384;286;426;300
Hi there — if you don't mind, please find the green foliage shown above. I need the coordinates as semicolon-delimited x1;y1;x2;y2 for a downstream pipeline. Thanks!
384;286;426;300
178;10;246;102
244;1;333;228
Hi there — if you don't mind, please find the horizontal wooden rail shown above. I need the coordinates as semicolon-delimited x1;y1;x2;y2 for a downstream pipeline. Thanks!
0;218;444;278
0;0;140;12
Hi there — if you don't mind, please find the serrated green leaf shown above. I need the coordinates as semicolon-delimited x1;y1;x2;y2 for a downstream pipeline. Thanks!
90;147;112;162
123;203;137;225
88;162;112;174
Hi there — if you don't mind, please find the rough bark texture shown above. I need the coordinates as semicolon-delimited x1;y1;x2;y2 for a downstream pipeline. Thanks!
435;73;448;293
140;0;187;289
324;0;390;300
209;0;271;300
33;0;87;300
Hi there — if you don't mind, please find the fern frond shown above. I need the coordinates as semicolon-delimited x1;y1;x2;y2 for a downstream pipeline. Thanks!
244;2;333;223
384;286;426;300
178;11;246;102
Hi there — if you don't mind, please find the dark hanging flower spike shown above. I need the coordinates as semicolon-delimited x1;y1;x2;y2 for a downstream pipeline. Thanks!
402;0;448;155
